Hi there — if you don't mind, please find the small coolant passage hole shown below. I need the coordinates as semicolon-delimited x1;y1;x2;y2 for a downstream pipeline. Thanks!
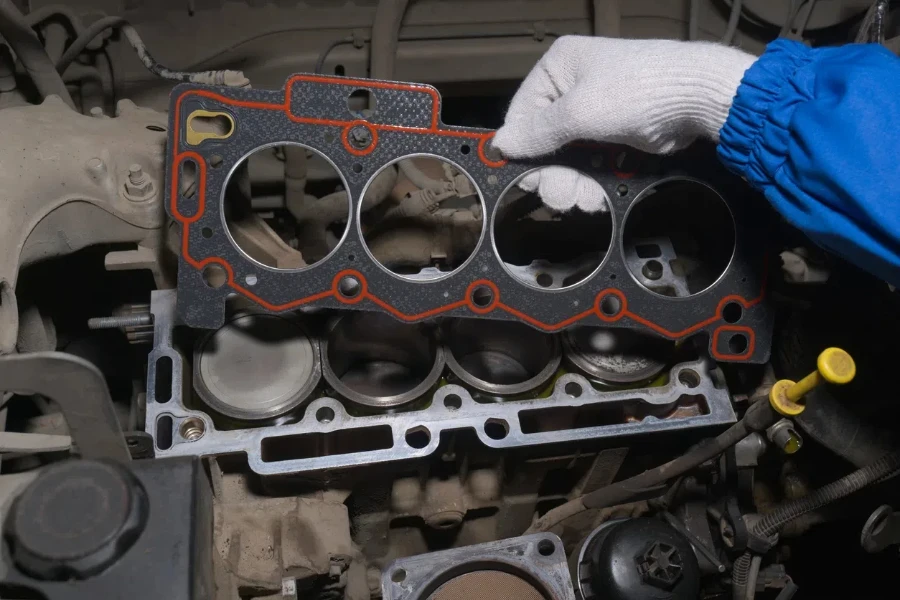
471;285;493;308
180;159;198;199
223;144;349;270
444;394;462;410
460;144;471;155
348;88;375;119
339;276;361;298
392;569;406;583
405;427;431;449
202;264;227;288
537;539;555;556
154;356;173;403
728;334;749;355
564;382;583;398
600;295;621;316
623;179;735;298
179;417;205;442
678;370;701;388
360;156;484;281
202;227;213;239
316;407;335;424
156;415;173;450
494;169;613;289
485;419;509;440
723;301;743;323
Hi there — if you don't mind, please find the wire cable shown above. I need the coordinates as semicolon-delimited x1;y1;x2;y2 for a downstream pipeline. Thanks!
0;0;74;107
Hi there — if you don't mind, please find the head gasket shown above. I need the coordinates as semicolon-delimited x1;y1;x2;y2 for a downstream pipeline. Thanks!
166;74;773;363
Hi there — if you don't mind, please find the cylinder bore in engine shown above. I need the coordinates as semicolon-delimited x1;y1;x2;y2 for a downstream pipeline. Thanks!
562;326;676;388
443;319;561;398
193;312;320;421
322;313;445;409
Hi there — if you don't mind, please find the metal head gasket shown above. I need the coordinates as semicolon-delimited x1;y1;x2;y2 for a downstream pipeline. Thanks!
381;534;574;600
145;291;736;476
166;74;773;362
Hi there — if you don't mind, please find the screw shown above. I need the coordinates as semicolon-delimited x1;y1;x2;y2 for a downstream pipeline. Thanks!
348;125;373;149
90;106;104;118
88;314;153;330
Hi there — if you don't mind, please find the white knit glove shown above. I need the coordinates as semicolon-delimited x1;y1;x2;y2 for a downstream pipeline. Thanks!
494;36;756;212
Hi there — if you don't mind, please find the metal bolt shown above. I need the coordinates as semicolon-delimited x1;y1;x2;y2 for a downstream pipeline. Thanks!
88;314;153;330
128;164;144;184
124;164;156;201
90;106;104;118
348;125;373;149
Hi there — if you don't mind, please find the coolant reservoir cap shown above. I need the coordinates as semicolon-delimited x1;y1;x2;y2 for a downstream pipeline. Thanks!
583;518;700;600
5;460;148;580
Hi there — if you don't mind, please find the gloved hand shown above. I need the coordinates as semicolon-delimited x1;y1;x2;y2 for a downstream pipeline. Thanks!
494;36;756;212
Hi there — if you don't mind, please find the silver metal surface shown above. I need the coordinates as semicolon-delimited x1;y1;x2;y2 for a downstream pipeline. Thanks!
322;312;445;409
0;352;131;463
146;290;736;476
382;534;574;600
562;326;675;386
194;311;321;420
443;318;560;396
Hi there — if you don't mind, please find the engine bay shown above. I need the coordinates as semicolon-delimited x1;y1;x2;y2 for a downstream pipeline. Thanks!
1;1;899;599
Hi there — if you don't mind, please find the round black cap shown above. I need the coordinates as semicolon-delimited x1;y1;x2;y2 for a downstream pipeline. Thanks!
5;460;148;580
581;518;700;600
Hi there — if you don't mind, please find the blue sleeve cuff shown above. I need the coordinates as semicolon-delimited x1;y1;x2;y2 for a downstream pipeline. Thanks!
717;39;815;187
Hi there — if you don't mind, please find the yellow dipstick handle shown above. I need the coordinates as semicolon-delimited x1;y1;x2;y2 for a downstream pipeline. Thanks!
769;348;856;416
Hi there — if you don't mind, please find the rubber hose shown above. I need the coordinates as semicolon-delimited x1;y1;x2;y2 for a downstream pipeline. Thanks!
582;400;776;509
733;450;900;599
721;0;743;45
55;15;123;74
525;401;778;533
688;0;700;40
794;388;894;468
370;0;409;80
0;0;74;107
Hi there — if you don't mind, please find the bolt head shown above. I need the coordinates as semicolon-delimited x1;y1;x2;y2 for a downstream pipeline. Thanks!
636;541;683;590
348;126;373;149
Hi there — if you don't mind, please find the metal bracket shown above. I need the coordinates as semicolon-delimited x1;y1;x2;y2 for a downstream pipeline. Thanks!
0;352;130;463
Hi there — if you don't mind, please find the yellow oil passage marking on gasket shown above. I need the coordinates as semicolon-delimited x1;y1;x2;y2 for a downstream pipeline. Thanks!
186;110;235;146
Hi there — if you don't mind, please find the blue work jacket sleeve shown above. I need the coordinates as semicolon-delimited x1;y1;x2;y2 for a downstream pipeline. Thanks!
718;39;900;286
